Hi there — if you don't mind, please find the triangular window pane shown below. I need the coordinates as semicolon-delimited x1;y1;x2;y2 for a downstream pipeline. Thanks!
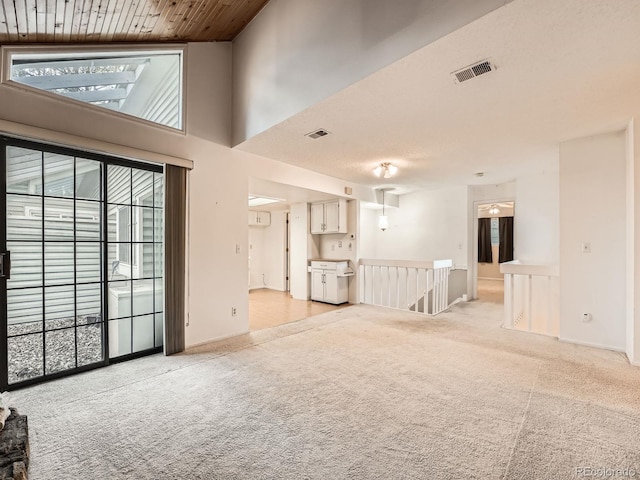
9;49;183;130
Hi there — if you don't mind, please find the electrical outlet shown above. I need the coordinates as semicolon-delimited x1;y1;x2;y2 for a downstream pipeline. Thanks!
581;242;591;253
236;244;241;254
338;241;343;248
582;312;591;322
348;242;352;251
231;307;237;316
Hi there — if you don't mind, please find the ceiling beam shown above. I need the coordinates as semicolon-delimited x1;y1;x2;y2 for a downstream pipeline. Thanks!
12;57;150;70
14;71;137;90
62;88;129;103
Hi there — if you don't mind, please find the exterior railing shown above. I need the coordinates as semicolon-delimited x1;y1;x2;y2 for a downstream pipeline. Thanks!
358;259;453;315
500;261;559;337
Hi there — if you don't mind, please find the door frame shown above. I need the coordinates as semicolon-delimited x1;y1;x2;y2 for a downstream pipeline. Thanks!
468;197;516;300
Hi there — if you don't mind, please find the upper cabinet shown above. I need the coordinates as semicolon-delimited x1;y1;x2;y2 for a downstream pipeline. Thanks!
310;199;347;234
248;211;271;226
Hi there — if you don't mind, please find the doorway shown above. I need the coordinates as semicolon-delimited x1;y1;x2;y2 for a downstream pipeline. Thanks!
476;201;514;303
1;137;164;390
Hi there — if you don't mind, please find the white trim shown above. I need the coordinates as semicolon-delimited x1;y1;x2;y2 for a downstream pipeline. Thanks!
558;336;626;353
2;44;187;134
499;261;559;277
185;330;250;350
469;195;516;300
359;258;453;269
0;118;193;169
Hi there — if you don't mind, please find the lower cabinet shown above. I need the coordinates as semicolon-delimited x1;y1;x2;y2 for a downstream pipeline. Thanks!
310;260;352;304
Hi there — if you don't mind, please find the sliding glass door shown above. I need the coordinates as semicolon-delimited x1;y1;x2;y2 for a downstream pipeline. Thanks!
0;138;164;390
106;165;164;360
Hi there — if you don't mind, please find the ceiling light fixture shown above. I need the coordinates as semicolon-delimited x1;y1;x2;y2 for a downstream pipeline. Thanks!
248;195;282;207
373;162;398;179
378;189;391;231
489;204;500;215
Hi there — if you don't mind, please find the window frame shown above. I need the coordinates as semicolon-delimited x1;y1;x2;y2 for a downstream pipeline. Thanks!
1;44;187;134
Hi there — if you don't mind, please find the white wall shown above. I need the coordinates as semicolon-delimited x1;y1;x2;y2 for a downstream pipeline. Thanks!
249;210;288;291
515;163;560;264
360;186;469;266
187;142;249;346
232;0;513;144
263;210;288;291
290;203;311;300
559;130;627;351
358;208;377;260
248;226;266;289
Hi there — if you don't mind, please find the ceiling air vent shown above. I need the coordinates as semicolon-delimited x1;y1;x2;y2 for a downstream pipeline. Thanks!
452;59;495;84
306;128;330;139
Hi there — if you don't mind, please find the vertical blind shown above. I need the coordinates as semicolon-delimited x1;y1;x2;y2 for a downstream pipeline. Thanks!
164;164;187;355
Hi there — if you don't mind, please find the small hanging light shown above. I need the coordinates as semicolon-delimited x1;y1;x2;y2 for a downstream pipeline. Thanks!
489;204;500;215
379;189;389;231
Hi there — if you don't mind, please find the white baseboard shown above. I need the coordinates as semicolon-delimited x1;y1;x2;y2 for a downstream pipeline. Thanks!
558;336;626;353
265;285;287;292
186;329;250;350
626;351;640;366
477;276;503;281
250;285;287;292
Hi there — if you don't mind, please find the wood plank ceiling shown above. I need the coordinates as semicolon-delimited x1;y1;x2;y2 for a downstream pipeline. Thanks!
0;0;269;43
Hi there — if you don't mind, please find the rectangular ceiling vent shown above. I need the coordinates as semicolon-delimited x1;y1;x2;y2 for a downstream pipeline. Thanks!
452;59;495;84
305;128;330;139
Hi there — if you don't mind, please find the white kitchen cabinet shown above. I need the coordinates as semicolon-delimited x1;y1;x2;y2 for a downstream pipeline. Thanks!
309;260;353;304
310;199;347;234
248;210;271;226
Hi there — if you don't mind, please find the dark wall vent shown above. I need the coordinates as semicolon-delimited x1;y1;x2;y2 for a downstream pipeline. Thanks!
452;59;495;84
305;129;330;139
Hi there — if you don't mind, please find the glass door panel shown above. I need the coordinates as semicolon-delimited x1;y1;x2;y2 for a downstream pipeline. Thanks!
2;140;163;389
2;145;106;386
107;164;164;359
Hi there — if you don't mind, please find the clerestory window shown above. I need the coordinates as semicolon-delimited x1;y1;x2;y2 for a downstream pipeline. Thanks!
3;46;184;131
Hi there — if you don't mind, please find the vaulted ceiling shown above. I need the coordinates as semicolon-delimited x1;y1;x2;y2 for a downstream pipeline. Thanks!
237;0;640;193
0;0;269;43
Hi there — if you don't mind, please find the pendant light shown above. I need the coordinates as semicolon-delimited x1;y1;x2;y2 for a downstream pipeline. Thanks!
379;189;389;231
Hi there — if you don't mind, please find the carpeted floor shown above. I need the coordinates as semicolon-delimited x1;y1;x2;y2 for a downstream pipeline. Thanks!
9;298;640;479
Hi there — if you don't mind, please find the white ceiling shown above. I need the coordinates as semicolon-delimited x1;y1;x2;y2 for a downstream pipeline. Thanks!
248;177;339;211
236;0;640;194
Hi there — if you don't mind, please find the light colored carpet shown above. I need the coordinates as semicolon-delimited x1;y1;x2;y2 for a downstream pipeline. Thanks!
10;298;640;479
